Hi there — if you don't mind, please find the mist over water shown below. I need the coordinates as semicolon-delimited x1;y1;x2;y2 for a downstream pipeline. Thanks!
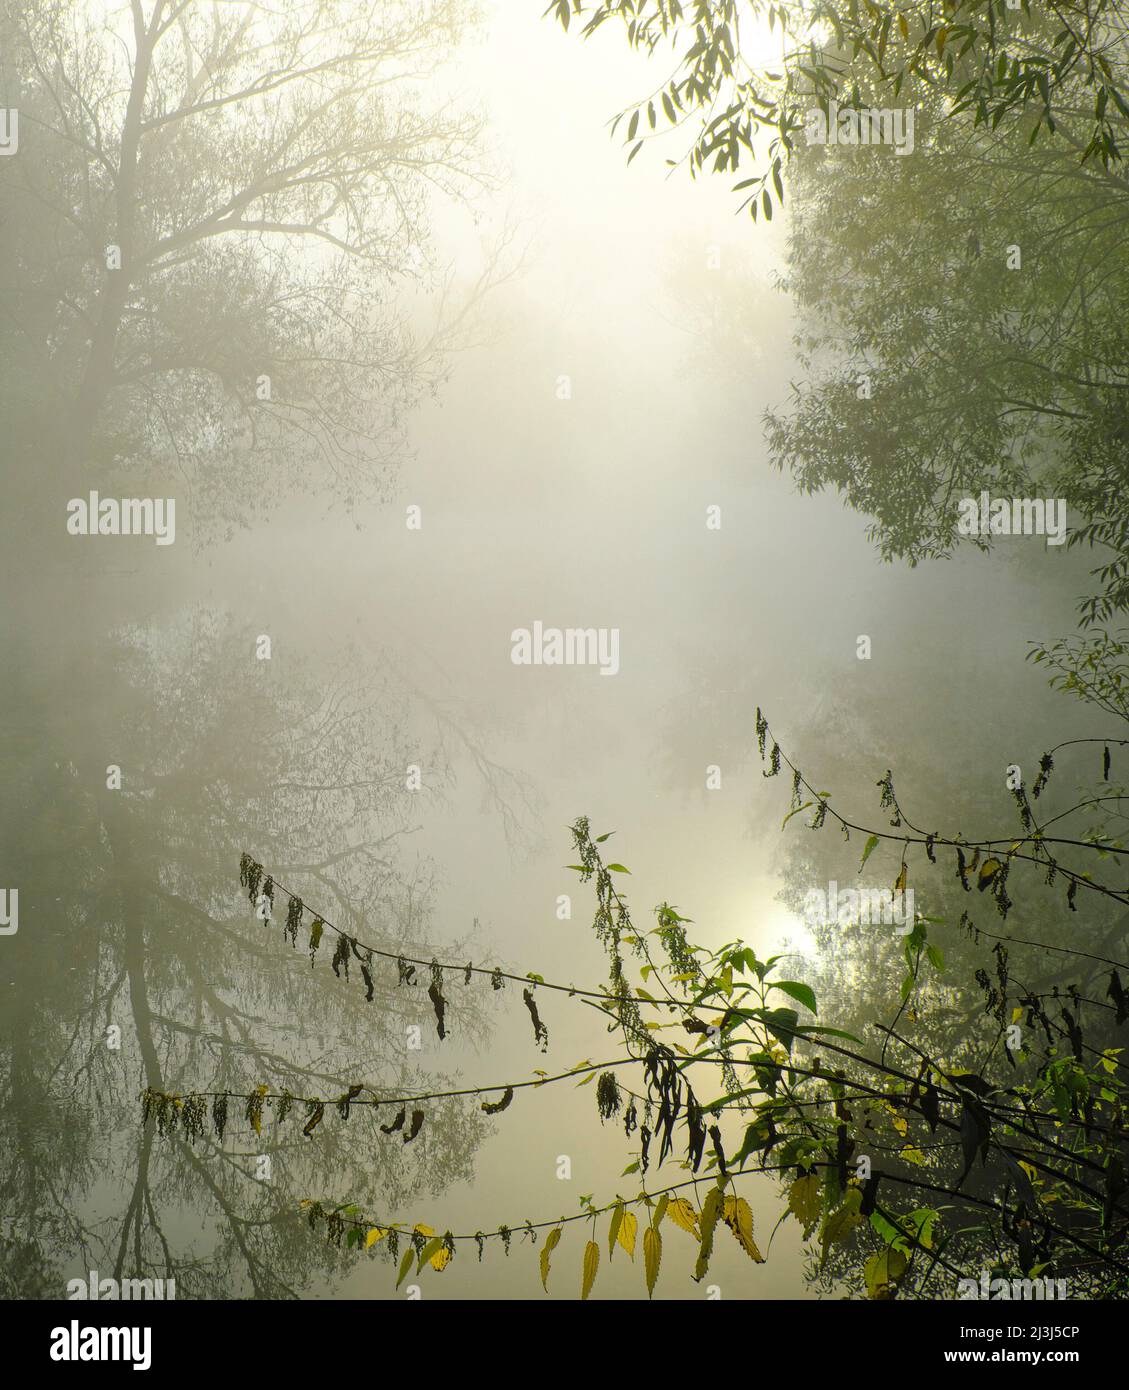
1;0;1120;1305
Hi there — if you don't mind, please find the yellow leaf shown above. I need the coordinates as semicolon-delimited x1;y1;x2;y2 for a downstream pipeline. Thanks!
416;1236;447;1273
936;25;948;54
883;1102;908;1137
864;1246;907;1299
667;1198;700;1237
365;1227;386;1248
723;1196;765;1262
788;1174;821;1239
979;857;1002;885
897;12;908;39
643;1225;662;1298
820;1186;863;1268
581;1239;600;1300
894;864;907;894
617;1210;638;1260
413;1223;434;1237
540;1226;562;1292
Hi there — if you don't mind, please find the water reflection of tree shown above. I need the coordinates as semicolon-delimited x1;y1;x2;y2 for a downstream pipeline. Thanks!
0;609;511;1298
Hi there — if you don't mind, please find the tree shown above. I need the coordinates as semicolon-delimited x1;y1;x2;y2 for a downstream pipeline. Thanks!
762;102;1129;622
1;0;490;540
543;0;1129;220
544;0;1129;625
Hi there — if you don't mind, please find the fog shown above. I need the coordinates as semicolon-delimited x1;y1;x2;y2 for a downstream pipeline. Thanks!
1;0;1121;1304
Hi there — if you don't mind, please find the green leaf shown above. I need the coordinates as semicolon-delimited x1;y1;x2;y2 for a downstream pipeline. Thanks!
859;834;880;870
644;1225;662;1297
606;863;631;874
608;1201;624;1258
694;1185;724;1281
771;980;817;1014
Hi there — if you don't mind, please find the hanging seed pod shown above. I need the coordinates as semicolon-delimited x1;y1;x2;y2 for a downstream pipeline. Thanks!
523;987;549;1051
285;896;303;947
397;957;416;986
381;1107;406;1136
183;1094;207;1141
1032;751;1054;798
429;961;447;1040
491;966;505;991
246;1087;266;1137
308;919;324;961
336;1084;364;1119
481;1087;514;1115
242;858;263;904
331;934;350;979
212;1094;228;1142
596;1071;621;1121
